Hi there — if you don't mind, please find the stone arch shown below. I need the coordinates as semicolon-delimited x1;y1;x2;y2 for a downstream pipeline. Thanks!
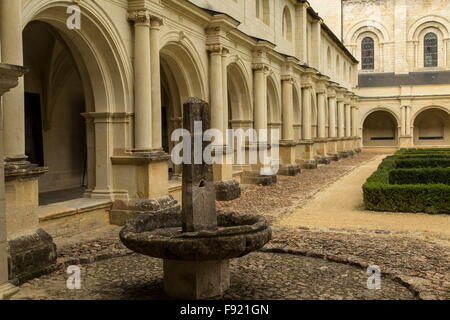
346;20;391;44
22;1;132;200
412;106;450;146
227;61;252;128
159;39;206;176
408;16;450;41
23;0;132;113
362;109;399;147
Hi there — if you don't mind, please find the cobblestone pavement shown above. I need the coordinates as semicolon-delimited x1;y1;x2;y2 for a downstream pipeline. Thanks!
13;153;450;300
15;252;415;300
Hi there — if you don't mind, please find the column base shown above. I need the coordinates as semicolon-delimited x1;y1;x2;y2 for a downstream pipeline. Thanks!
327;153;340;161
301;159;318;169
316;156;331;165
215;180;241;201
0;282;19;300
399;136;413;148
8;228;57;284
278;164;301;176
241;171;277;186
110;195;181;226
163;259;230;300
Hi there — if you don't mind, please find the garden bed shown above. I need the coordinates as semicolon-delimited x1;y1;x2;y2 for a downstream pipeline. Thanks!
363;149;450;214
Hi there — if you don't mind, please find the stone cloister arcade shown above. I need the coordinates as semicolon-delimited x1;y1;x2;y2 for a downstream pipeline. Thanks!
0;0;360;283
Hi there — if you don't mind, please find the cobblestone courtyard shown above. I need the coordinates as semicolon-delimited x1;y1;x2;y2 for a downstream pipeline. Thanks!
13;153;450;300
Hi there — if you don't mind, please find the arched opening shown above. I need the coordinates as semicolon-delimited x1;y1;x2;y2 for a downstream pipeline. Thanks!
256;0;270;26
160;42;204;178
413;108;450;146
363;110;398;147
23;21;88;205
22;3;130;205
282;6;293;41
227;63;251;130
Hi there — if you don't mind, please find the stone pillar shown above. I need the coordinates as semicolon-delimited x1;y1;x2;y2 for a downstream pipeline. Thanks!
317;91;327;139
328;96;337;138
399;105;413;148
0;63;25;300
253;64;268;142
337;99;345;138
282;77;294;141
0;1;56;283
150;17;163;151
222;49;229;143
279;75;300;176
0;0;24;158
345;103;351;138
129;10;152;151
209;45;224;142
295;2;308;63
302;85;312;141
207;46;239;200
241;63;276;185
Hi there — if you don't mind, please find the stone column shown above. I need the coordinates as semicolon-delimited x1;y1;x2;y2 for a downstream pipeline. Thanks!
401;106;407;136
317;91;326;139
337;99;345;138
0;0;25;159
150;17;163;151
222;49;229;144
279;75;300;176
253;64;268;142
302;85;312;140
282;77;294;141
208;45;224;144
129;10;152;151
0;3;56;283
0;63;26;300
345;103;351;138
328;96;337;138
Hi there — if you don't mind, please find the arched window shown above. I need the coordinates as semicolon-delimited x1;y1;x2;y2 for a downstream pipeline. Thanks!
361;37;374;70
424;32;438;67
282;6;293;41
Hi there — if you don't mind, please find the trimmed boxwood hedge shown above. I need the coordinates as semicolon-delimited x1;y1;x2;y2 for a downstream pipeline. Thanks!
397;148;450;154
363;152;450;214
389;168;450;185
394;158;450;168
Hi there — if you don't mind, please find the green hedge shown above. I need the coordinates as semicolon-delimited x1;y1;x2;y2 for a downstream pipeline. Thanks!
394;158;450;168
396;154;450;159
389;168;450;185
363;154;450;214
363;183;450;214
397;148;450;154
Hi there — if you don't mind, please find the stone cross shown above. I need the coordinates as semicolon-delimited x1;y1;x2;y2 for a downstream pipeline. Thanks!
182;97;217;233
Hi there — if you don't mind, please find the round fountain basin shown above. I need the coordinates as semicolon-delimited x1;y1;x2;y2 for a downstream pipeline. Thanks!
119;211;272;261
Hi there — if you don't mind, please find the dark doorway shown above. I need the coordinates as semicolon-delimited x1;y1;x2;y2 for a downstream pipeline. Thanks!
25;92;44;166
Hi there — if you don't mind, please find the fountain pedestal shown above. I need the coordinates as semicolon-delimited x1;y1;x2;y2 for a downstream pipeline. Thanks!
120;98;271;299
164;260;230;299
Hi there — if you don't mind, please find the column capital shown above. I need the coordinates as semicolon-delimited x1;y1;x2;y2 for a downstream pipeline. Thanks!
252;63;270;73
150;16;164;29
128;10;151;25
281;75;295;83
207;44;226;55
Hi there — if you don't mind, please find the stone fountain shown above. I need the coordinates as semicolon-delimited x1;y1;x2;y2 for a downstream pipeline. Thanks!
120;97;271;299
